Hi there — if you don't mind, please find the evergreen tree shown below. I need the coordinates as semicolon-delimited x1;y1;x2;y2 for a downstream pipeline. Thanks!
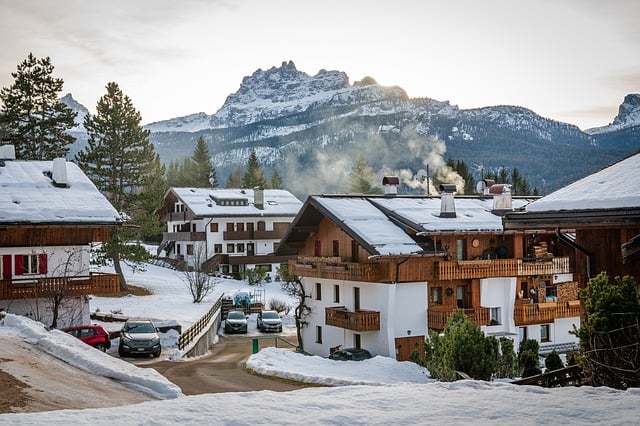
447;158;476;194
241;150;267;189
76;82;161;290
0;53;76;160
518;338;542;377
166;159;181;187
225;164;243;188
191;136;216;187
496;337;518;378
574;273;640;389
484;166;535;196
348;155;380;194
544;350;564;372
270;169;283;189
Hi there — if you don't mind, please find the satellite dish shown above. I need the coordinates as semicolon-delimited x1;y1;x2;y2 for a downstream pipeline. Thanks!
475;180;486;194
416;169;428;183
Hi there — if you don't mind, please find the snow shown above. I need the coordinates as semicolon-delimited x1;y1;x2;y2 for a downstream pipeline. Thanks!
1;259;640;424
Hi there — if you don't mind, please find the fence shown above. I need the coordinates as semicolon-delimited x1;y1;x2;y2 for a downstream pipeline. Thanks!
177;294;224;351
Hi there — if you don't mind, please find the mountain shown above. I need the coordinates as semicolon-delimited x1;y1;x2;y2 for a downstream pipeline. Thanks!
60;93;90;159
65;62;640;198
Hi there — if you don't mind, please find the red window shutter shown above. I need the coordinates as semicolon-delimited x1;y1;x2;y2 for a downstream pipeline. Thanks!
39;254;48;274
14;255;23;276
2;256;11;279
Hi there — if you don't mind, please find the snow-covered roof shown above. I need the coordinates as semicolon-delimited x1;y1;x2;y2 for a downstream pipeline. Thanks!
526;152;640;212
171;188;302;217
314;197;423;255
371;197;533;233
0;160;122;225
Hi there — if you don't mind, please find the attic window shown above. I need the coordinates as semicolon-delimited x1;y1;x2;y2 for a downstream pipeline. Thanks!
208;195;248;206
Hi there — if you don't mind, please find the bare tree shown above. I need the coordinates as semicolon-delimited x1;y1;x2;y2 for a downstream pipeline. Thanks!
278;264;310;352
181;242;217;303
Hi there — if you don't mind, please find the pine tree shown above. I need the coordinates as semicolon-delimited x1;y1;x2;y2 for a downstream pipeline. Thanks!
241;150;267;189
191;136;216;187
270;169;283;189
348;155;380;194
0;53;76;160
225;164;243;188
447;159;475;194
76;82;161;289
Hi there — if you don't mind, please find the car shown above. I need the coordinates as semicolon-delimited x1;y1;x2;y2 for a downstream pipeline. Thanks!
224;310;248;334
62;324;111;352
257;310;282;333
329;347;372;361
118;319;162;358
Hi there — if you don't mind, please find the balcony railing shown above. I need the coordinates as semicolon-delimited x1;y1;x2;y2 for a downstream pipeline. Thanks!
0;272;120;300
290;257;386;282
163;232;206;242
514;300;581;326
428;307;491;331
325;306;380;331
436;257;570;280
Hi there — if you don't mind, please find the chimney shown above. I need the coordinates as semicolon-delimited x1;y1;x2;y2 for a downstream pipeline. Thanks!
489;183;512;213
254;186;264;210
382;176;399;196
51;158;69;188
0;144;16;161
439;184;457;218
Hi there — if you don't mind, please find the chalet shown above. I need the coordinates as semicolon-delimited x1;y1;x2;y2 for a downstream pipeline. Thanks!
0;145;122;328
503;152;640;287
279;179;580;361
157;187;303;279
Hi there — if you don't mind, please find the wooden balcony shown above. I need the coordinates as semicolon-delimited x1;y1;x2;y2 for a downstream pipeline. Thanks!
163;232;206;242
290;257;387;282
428;307;491;331
514;300;581;326
436;257;571;280
0;272;120;300
325;306;380;331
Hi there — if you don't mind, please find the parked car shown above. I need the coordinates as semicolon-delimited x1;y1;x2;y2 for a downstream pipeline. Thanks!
329;347;372;361
118;319;162;358
224;310;248;334
62;324;111;352
257;310;283;333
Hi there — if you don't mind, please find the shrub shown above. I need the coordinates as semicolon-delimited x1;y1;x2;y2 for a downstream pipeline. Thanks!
545;350;564;372
268;298;289;314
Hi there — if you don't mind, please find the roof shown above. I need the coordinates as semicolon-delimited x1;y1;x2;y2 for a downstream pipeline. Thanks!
169;188;302;218
0;160;122;225
280;194;534;256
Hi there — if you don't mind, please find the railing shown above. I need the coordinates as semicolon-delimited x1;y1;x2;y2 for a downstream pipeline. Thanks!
290;258;386;282
0;272;120;299
514;300;581;326
325;306;380;331
163;232;206;242
436;257;571;280
177;294;224;351
428;307;491;330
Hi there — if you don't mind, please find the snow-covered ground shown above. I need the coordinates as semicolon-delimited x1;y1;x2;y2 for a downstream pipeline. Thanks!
1;260;639;424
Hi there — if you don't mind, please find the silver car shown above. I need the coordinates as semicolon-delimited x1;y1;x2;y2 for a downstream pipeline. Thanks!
257;310;283;333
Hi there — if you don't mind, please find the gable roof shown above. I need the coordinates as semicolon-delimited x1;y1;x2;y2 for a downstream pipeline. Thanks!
168;188;302;218
0;160;122;225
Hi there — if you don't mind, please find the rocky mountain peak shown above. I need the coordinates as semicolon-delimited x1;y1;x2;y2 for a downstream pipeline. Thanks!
612;93;640;126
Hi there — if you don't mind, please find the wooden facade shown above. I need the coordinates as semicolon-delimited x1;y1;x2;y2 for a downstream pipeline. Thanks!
0;226;112;247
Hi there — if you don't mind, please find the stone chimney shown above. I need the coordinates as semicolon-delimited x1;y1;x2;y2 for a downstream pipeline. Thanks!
489;183;512;213
52;158;69;188
254;187;264;210
439;184;457;218
382;176;399;196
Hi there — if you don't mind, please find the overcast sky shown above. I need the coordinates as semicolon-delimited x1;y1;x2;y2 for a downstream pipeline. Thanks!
1;0;639;130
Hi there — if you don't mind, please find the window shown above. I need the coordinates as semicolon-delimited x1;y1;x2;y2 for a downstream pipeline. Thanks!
231;265;240;273
210;223;219;232
314;240;321;257
16;254;47;275
315;283;322;301
237;223;245;232
214;244;222;254
354;287;360;311
186;244;193;255
354;334;361;349
222;265;229;274
237;243;245;253
332;240;339;257
430;286;442;304
351;240;358;262
456;239;467;260
191;223;196;232
226;223;234;232
490;307;501;325
227;244;235;253
456;285;466;309
334;285;340;303
257;221;266;231
541;324;550;342
257;264;272;272
316;326;323;344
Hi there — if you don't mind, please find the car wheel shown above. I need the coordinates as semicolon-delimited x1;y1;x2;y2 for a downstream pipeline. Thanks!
95;343;107;352
118;347;127;358
153;352;161;358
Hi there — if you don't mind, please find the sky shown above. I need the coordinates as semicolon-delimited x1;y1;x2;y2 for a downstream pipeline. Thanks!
1;260;639;424
1;0;639;131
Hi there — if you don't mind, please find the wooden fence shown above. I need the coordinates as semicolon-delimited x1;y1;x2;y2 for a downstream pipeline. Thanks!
177;294;224;351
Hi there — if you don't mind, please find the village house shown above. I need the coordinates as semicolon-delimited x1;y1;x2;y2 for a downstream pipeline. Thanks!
157;187;303;279
0;145;122;328
503;152;640;288
278;178;580;361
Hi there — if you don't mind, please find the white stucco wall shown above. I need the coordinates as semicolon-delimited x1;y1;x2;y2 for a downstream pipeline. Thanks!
0;295;90;329
0;245;90;278
480;276;517;336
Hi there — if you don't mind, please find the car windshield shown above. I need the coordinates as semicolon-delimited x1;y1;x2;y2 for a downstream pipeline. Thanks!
228;312;245;320
262;311;279;319
126;322;155;333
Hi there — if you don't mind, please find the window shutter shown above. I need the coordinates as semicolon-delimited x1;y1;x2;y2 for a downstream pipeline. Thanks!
2;256;11;279
14;255;23;275
39;254;48;274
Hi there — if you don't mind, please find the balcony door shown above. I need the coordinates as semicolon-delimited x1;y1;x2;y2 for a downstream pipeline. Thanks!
456;285;469;309
247;243;254;256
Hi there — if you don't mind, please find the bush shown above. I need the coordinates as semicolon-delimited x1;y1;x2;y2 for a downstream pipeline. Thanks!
545;350;564;372
496;337;517;378
241;267;267;285
518;338;541;377
268;298;290;314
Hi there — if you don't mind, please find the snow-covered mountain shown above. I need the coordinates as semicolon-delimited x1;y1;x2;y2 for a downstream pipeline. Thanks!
60;93;89;131
586;94;640;135
64;61;640;197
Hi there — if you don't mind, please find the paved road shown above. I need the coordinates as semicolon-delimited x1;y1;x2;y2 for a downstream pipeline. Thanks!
141;334;308;395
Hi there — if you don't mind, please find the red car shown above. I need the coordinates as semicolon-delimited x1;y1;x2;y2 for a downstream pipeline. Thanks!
62;324;112;352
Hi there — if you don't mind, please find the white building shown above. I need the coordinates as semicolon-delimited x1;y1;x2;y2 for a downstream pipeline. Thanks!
158;187;302;279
